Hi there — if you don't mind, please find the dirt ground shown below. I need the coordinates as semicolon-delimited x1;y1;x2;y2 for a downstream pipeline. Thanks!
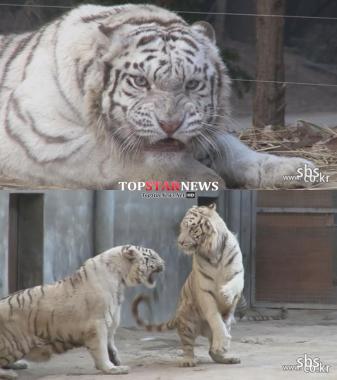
14;310;337;380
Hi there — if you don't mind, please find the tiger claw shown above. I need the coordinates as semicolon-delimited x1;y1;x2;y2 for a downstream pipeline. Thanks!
179;358;197;367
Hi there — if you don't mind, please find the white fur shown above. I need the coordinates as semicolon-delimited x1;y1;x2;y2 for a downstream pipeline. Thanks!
0;245;164;378
0;4;314;188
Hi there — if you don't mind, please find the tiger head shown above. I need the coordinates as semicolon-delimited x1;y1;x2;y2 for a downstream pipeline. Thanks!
178;203;228;262
121;245;165;288
86;4;230;158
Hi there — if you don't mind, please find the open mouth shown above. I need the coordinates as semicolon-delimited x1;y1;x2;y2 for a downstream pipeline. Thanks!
144;138;186;152
147;267;163;286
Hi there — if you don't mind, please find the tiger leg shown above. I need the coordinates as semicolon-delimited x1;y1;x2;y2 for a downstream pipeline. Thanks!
210;133;314;189
177;318;198;368
85;322;128;375
107;308;121;366
198;293;239;364
2;361;27;370
0;368;17;379
107;335;121;366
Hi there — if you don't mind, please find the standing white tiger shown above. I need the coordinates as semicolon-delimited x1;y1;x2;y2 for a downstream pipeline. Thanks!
0;4;312;188
133;204;244;367
0;245;164;379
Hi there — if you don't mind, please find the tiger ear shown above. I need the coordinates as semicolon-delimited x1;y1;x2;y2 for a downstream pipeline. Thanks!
122;245;139;261
192;21;216;43
208;203;217;211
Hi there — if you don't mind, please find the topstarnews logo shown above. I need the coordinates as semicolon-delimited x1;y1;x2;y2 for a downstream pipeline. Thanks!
118;181;220;192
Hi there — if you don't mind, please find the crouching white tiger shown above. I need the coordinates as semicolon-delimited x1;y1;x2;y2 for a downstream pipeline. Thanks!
0;4;313;188
0;245;164;379
133;203;244;367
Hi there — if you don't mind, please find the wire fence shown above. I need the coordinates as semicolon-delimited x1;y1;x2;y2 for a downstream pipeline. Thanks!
1;2;337;20
1;2;337;88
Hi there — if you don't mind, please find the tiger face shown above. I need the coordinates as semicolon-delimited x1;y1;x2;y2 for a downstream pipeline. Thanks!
122;245;165;288
178;204;217;255
94;5;230;157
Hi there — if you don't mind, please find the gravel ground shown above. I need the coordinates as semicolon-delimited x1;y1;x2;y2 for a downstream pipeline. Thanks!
14;310;337;380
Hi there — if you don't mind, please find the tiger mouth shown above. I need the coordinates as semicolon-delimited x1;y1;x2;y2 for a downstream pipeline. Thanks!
147;267;163;286
144;138;186;152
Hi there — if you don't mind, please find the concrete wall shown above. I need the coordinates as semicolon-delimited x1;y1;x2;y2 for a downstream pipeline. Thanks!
94;191;115;255
43;191;94;283
0;190;95;295
0;193;9;297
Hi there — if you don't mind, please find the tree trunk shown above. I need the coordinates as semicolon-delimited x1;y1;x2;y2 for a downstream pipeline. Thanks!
253;0;286;128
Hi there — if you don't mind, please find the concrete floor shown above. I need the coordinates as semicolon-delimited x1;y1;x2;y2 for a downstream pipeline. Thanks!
15;310;337;380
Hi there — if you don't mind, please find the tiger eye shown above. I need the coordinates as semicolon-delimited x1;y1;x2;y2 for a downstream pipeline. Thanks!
186;79;200;91
134;75;149;88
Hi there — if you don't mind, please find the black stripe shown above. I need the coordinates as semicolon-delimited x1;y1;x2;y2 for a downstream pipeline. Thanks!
27;289;33;305
82;266;88;280
8;296;14;317
137;34;158;47
209;74;215;111
127;17;186;28
5;95;84;164
0;36;15;61
102;62;112;91
180;36;198;50
22;28;45;81
199;268;213;281
79;58;94;94
108;69;121;113
0;33;35;89
141;48;158;53
69;277;75;289
224;247;239;267
52;18;83;122
215;61;223;91
145;55;156;61
202;288;217;301
82;11;113;23
227;269;243;282
97;17;185;38
28;108;73;143
182;49;196;57
122;89;136;98
15;293;21;309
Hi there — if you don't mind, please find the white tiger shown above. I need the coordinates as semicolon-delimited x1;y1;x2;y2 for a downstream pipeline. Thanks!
0;4;313;188
133;204;244;367
0;245;164;379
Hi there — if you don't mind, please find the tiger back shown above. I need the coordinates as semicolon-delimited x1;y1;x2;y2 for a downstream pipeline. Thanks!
0;245;164;378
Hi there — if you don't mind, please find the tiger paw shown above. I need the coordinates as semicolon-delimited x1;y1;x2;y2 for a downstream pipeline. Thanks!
3;361;28;370
179;358;197;367
102;365;129;375
258;157;317;189
0;369;18;379
209;350;240;365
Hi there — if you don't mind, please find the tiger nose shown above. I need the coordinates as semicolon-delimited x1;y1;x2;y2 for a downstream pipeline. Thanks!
159;120;182;136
